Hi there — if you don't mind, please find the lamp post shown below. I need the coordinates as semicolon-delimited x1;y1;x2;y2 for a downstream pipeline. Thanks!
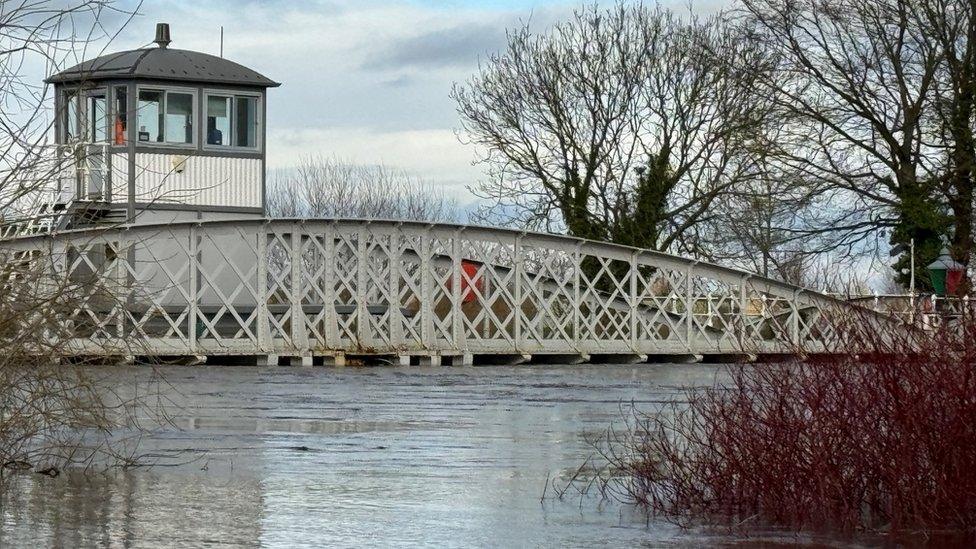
889;238;916;313
909;238;915;297
927;247;967;297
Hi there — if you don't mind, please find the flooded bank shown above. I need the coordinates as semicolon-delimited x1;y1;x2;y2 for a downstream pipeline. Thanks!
1;363;768;547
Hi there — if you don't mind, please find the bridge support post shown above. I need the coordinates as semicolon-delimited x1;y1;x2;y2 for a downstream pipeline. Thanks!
419;354;441;367
257;354;278;367
289;355;313;367
320;353;346;367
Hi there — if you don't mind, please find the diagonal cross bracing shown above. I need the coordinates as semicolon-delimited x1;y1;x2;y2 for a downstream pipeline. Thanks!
0;219;849;358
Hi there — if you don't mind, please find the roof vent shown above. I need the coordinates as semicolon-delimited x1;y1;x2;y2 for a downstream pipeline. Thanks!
154;23;171;48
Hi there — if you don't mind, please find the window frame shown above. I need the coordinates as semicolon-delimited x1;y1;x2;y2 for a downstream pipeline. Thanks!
86;89;109;144
135;84;199;148
61;89;81;143
202;89;263;152
111;85;128;147
60;86;111;145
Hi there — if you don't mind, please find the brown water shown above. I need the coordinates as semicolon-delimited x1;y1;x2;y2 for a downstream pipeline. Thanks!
0;363;833;547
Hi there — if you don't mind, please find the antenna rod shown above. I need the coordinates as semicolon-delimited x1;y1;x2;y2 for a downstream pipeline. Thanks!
220;26;224;57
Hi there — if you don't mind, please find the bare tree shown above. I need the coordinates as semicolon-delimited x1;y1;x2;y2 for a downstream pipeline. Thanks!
453;3;772;256
711;176;806;279
1;0;139;221
741;0;950;288
918;0;976;279
0;1;168;484
267;155;458;222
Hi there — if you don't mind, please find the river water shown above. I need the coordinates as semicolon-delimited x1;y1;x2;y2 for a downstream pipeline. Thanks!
0;363;828;547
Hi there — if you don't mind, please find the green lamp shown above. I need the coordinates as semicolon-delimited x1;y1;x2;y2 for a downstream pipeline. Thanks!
927;247;966;296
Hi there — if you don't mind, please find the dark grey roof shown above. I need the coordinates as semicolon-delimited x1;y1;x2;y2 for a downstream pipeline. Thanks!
46;47;280;88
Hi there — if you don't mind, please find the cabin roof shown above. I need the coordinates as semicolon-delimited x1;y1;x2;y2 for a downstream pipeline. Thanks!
46;47;280;88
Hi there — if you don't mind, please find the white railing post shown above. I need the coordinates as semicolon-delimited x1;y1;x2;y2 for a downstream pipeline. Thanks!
389;226;403;349
104;143;111;202
256;224;270;353
514;233;523;351
792;290;801;346
739;278;748;339
324;223;338;346
629;252;638;353
188;225;198;354
115;233;126;345
290;221;308;353
451;228;463;353
686;263;694;350
573;243;582;347
420;229;432;350
356;224;369;348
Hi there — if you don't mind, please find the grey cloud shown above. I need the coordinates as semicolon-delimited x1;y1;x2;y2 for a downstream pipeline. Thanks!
379;74;417;88
362;22;508;71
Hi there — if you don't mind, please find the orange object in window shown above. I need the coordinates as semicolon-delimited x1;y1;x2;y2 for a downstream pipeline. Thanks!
460;260;483;303
114;117;125;144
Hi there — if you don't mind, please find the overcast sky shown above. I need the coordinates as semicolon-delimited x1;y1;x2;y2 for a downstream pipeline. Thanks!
95;0;723;207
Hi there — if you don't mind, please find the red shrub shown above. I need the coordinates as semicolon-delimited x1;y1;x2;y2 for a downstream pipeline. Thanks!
591;308;976;540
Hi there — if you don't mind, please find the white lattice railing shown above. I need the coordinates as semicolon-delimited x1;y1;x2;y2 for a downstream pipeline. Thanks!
0;219;848;360
849;293;972;331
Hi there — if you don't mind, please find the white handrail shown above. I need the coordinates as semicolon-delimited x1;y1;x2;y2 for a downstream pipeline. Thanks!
0;141;112;237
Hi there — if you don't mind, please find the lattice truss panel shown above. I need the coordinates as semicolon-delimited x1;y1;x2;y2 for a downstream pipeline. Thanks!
0;220;842;356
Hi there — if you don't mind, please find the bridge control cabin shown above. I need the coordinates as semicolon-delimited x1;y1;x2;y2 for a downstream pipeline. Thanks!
46;23;279;227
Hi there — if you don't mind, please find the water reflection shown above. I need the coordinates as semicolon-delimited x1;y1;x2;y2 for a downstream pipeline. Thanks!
2;364;729;547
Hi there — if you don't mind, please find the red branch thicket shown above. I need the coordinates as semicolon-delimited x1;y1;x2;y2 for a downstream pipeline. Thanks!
589;308;976;541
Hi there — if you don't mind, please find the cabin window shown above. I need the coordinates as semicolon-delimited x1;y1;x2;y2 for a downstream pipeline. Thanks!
236;96;257;148
165;92;193;144
137;90;162;142
63;91;81;141
137;88;195;145
88;92;107;143
205;92;260;149
206;95;231;146
113;87;127;145
61;89;112;143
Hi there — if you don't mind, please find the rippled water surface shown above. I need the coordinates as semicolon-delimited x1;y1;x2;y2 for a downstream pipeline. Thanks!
0;363;791;547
